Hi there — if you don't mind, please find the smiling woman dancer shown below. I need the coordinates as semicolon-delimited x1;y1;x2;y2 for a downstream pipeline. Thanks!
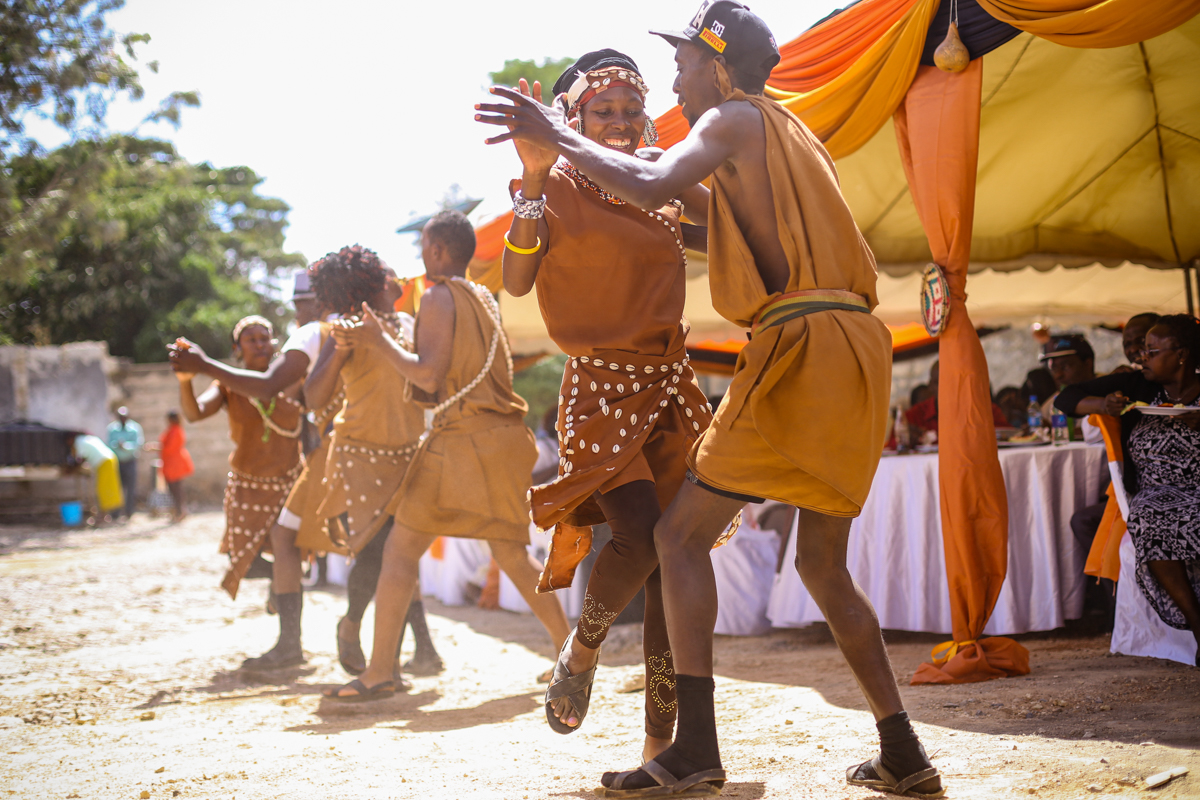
172;317;304;602
501;49;713;762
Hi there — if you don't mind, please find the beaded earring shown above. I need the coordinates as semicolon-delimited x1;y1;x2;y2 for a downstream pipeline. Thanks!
642;116;659;147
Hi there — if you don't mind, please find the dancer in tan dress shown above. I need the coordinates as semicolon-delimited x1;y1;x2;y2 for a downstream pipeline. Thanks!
172;317;304;602
302;246;443;684
477;2;942;797
323;211;571;701
499;49;713;761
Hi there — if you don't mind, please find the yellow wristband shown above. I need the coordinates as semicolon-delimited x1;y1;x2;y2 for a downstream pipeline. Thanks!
504;232;542;255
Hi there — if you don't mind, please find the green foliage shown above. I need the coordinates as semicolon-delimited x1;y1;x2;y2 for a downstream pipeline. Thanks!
488;57;575;105
513;354;566;433
0;136;304;361
0;0;151;155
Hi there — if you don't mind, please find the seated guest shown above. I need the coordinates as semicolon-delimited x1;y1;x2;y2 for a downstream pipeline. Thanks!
994;386;1025;429
909;382;933;408
906;360;1008;435
1039;334;1101;443
1056;314;1200;664
1021;367;1057;407
1112;312;1161;373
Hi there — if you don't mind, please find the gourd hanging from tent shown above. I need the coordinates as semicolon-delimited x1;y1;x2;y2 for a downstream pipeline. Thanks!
935;0;970;73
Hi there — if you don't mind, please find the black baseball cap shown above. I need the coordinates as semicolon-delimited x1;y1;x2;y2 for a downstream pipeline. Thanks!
1039;334;1094;363
650;0;781;82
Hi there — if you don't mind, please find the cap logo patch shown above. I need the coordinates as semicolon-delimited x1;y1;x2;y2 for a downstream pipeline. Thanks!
700;26;727;52
711;20;725;37
690;0;716;29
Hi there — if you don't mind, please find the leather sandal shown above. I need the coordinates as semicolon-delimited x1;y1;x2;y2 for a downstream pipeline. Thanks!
846;754;944;798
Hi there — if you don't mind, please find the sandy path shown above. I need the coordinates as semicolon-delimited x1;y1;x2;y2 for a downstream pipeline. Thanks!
1;511;1197;799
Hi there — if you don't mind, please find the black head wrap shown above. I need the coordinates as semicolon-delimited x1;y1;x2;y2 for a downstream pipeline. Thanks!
551;49;642;98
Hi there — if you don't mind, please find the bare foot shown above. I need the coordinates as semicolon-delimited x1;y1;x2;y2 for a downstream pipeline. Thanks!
550;633;599;727
643;735;672;764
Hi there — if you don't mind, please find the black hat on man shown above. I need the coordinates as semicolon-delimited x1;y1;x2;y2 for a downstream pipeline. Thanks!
650;0;781;81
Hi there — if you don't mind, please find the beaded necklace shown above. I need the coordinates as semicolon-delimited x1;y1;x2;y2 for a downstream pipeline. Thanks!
557;162;687;264
250;394;303;442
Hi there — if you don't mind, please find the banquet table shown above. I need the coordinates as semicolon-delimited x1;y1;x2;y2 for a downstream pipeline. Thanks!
756;442;1107;635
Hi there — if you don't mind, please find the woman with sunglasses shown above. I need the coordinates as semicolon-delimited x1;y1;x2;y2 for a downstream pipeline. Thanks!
1056;314;1200;664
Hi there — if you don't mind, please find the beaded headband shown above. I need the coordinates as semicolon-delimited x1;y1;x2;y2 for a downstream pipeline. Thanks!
231;315;274;345
565;66;648;117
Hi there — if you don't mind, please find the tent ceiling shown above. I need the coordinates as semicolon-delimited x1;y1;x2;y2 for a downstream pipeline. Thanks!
839;21;1200;276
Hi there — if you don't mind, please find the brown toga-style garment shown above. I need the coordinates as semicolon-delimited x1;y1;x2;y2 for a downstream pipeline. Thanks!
218;384;304;598
386;278;536;543
520;166;714;590
284;321;348;555
314;312;425;555
690;93;892;516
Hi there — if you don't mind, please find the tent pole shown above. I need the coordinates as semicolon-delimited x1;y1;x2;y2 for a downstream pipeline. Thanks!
1187;262;1196;318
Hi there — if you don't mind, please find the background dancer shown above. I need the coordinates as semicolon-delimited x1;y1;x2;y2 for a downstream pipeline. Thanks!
171;317;304;603
323;211;570;701
500;50;712;762
476;3;942;797
303;247;443;686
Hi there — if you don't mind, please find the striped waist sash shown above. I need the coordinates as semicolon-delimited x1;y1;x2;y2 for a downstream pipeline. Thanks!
751;289;870;336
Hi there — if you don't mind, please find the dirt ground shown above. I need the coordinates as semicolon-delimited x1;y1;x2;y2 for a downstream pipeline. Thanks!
1;511;1197;800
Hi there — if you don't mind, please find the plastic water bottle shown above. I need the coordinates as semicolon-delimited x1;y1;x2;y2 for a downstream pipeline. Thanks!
1051;409;1069;444
1026;396;1044;431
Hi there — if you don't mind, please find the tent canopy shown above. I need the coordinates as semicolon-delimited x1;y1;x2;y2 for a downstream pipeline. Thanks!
841;23;1200;275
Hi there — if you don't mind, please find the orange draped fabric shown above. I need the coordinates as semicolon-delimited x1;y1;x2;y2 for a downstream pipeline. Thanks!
896;62;1029;685
976;0;1200;48
467;212;514;293
1084;414;1126;583
652;0;935;158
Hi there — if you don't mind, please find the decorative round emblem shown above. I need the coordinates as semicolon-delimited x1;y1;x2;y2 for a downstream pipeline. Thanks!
921;262;950;337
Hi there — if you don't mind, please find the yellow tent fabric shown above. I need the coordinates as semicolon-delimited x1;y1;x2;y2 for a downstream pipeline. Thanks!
977;0;1200;49
838;20;1200;274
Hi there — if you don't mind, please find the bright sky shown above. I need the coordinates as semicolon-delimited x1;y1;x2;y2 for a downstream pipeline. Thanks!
100;0;842;282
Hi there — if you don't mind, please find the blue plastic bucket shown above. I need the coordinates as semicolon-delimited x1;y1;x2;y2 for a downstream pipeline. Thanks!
59;502;83;526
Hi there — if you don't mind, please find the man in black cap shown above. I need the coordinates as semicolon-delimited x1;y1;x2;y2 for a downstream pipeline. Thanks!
477;2;943;798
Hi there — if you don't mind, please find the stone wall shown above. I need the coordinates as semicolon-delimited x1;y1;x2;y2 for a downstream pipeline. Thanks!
108;363;234;504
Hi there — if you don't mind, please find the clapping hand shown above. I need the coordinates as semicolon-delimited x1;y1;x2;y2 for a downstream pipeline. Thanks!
168;338;204;380
330;303;385;351
476;84;571;156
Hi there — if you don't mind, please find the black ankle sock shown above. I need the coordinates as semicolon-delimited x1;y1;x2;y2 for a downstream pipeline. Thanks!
602;675;720;791
877;711;933;780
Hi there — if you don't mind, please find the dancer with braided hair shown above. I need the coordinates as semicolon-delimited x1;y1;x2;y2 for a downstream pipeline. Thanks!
170;317;304;602
499;49;713;761
323;211;571;701
302;246;443;689
1058;314;1200;664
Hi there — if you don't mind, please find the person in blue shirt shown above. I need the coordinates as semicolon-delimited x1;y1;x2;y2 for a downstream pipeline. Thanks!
106;407;144;520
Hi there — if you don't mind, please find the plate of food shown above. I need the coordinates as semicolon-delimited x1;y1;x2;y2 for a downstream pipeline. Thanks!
999;433;1050;447
1134;404;1197;416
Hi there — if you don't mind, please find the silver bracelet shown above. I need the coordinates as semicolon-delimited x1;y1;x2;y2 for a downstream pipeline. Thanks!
513;189;547;220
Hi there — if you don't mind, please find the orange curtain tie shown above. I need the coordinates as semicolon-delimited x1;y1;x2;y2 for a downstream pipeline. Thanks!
931;638;977;665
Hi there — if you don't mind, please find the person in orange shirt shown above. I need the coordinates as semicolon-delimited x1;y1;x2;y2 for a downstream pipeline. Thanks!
153;410;193;522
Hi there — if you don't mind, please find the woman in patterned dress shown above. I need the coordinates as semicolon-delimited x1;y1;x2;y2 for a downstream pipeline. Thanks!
1057;314;1200;664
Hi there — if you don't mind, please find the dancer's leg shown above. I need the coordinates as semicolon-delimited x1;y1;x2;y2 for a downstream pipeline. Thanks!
339;521;390;655
641;566;676;762
268;523;303;595
490;539;571;650
599;481;743;790
793;508;940;795
337;524;435;692
548;481;664;727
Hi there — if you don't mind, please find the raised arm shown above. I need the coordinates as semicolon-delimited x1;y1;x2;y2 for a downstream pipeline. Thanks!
168;339;309;401
1056;372;1141;417
501;79;555;298
332;287;456;395
477;86;744;211
305;334;351;409
177;374;224;423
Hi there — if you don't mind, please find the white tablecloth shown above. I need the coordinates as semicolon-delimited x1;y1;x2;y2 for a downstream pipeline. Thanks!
761;442;1107;635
